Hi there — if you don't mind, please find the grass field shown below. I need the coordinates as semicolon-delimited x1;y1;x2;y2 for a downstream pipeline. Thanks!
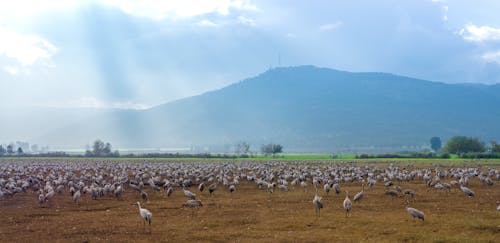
0;159;499;242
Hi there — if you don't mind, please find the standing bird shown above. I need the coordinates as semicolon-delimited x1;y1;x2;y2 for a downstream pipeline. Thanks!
44;190;55;206
208;183;217;196
313;194;323;217
141;190;149;202
73;190;81;205
136;201;152;230
229;185;236;193
38;192;45;205
405;200;425;221
166;187;174;197
353;184;365;202
300;181;308;192
198;183;205;193
343;190;352;217
323;184;330;195
460;185;475;197
333;183;340;194
267;183;275;194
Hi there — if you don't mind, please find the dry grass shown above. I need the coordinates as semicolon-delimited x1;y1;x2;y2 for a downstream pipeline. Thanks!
0;168;499;242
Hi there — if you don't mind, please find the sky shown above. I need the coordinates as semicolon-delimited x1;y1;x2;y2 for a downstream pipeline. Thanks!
1;0;500;111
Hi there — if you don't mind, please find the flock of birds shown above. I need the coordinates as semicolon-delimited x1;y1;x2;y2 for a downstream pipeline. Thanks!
0;160;499;231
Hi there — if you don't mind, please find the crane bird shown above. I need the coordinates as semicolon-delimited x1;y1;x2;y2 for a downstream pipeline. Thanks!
323;184;330;195
183;188;197;200
136;201;152;230
343;190;352;217
183;199;203;208
45;190;55;206
73;190;81;205
183;199;203;217
385;190;399;199
166;187;174;197
333;183;340;194
405;200;425;221
229;185;236;193
300;181;307;192
141;190;149;202
267;182;275;194
353;184;364;202
313;194;323;217
404;189;415;201
198;183;205;192
460;185;474;197
208;183;217;196
38;192;45;206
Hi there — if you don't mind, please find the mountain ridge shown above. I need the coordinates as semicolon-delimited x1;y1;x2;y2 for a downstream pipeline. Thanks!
36;65;500;152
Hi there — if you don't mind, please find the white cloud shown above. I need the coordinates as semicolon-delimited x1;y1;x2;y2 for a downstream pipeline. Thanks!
459;24;500;42
0;0;81;20
195;19;218;27
0;28;57;66
37;97;152;110
238;16;256;26
319;21;342;31
101;0;256;20
442;5;448;21
0;27;58;75
482;51;500;63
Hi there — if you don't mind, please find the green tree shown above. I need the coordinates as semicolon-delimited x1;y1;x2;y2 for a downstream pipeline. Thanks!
235;142;250;154
443;136;485;154
261;143;283;156
6;144;14;155
0;145;6;156
17;147;23;155
86;139;116;157
430;137;442;153
491;141;500;153
30;144;39;153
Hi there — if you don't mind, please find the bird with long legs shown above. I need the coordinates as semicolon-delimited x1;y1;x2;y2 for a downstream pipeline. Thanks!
343;190;352;218
136;201;152;232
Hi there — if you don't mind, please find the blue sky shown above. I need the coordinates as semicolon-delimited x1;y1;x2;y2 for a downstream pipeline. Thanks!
1;0;500;111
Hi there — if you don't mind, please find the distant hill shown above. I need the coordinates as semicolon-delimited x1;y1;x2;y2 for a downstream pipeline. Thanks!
39;66;500;152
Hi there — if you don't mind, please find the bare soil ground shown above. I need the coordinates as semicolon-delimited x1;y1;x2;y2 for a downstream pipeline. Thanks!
0;166;499;242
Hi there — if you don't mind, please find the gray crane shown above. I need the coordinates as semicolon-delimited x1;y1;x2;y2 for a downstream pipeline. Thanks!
72;190;81;205
313;194;323;217
209;183;217;196
460;185;474;197
183;188;197;200
353;184;364;202
183;199;203;208
343;190;352;217
405;200;425;221
136;201;152;231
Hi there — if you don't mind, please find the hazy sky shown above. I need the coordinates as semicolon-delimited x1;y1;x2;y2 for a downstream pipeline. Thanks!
1;0;500;111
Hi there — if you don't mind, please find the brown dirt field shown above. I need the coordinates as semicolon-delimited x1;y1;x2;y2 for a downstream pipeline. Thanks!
0;168;499;242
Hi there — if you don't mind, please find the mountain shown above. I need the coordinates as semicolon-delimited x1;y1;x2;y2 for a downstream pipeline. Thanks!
38;66;500;152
